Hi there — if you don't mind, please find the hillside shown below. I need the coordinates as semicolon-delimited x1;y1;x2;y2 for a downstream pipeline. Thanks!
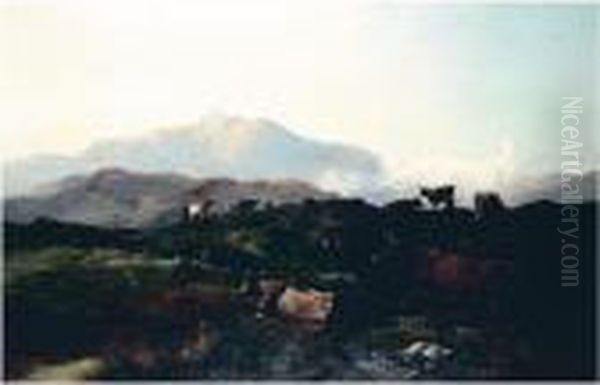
4;168;335;228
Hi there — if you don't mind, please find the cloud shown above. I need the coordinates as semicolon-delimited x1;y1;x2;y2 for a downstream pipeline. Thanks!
3;116;385;198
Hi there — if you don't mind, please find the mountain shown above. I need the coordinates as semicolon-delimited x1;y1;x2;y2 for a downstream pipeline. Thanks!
6;115;595;207
4;168;335;228
4;116;384;198
510;171;598;205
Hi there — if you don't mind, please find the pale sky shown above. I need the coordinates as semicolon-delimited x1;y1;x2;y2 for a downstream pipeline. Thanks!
1;0;598;190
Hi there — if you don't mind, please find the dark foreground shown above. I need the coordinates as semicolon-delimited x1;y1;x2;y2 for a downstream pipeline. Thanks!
4;198;597;379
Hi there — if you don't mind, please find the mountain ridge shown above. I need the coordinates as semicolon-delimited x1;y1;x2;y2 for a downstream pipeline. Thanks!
4;116;383;198
4;167;336;228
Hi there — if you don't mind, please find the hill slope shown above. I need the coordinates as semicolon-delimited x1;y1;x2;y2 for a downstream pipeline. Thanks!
5;168;335;228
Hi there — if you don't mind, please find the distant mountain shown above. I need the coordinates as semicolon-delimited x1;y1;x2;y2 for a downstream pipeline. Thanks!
4;168;335;228
510;171;597;205
4;116;384;198
5;115;595;207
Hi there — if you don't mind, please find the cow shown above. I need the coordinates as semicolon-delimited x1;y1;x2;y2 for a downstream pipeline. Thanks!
256;278;287;313
423;248;514;291
277;287;334;323
420;185;455;209
474;192;505;218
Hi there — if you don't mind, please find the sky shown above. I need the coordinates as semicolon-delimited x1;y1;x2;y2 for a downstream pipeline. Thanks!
1;0;598;191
